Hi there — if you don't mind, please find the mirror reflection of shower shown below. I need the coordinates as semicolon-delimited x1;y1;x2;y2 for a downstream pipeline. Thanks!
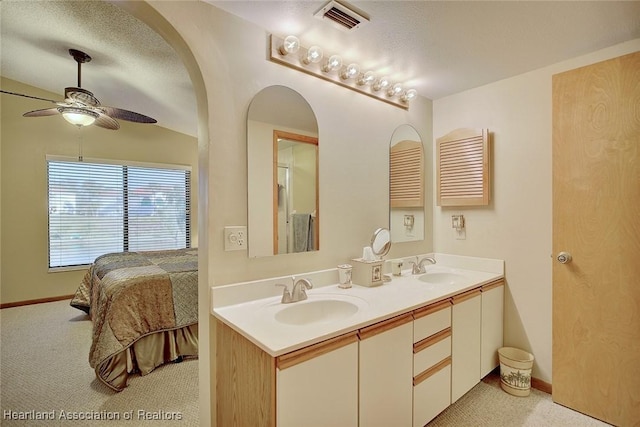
274;130;318;254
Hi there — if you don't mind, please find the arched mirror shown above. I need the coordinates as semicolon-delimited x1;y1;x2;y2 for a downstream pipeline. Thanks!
247;86;319;257
389;124;425;243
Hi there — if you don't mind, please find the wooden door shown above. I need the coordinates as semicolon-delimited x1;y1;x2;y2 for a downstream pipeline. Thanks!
552;51;640;425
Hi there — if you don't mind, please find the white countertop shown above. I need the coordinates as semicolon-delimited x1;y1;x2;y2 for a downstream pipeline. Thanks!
212;254;504;357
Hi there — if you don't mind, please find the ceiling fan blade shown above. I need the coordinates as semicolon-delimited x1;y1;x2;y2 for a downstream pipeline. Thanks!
94;112;120;130
1;89;59;104
100;106;157;124
23;108;60;117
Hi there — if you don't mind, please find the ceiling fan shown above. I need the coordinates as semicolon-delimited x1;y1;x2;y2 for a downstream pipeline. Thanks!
0;49;157;130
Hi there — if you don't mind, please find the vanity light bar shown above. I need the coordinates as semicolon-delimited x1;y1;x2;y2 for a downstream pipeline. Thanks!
269;34;416;110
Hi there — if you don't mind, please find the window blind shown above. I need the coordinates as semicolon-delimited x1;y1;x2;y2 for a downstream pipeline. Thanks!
47;159;190;269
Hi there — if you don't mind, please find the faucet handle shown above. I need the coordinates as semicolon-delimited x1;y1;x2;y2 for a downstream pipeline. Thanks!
276;283;292;303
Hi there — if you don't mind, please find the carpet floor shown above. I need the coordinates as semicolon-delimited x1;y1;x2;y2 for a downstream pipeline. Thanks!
0;299;198;426
428;372;610;426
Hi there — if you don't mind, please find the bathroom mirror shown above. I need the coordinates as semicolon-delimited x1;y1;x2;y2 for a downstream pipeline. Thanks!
371;227;391;258
389;124;425;243
247;86;319;257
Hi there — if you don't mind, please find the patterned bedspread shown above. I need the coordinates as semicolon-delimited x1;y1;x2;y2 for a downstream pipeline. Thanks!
70;248;198;390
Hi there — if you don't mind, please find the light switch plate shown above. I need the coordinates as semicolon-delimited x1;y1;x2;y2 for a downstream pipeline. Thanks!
224;226;247;251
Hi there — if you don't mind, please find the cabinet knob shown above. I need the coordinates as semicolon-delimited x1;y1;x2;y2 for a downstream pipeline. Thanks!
556;252;572;264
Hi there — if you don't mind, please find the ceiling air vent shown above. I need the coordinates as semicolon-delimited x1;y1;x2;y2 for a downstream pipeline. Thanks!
314;0;369;31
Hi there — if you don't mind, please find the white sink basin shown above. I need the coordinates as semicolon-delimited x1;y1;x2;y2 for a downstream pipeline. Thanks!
274;298;360;326
419;271;467;285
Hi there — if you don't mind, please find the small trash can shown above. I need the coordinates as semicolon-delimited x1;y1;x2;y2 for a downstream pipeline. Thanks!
498;347;534;397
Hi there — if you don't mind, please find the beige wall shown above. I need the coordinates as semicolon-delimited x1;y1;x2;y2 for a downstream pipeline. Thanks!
432;39;640;384
0;77;198;305
145;2;433;286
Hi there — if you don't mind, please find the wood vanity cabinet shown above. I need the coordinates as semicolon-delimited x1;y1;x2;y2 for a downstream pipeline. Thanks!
216;320;275;427
412;299;452;427
358;313;413;427
481;280;504;377
277;333;359;427
216;321;358;427
451;288;482;403
216;278;504;427
451;278;505;403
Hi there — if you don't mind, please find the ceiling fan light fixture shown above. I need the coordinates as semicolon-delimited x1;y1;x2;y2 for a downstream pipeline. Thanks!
59;107;98;127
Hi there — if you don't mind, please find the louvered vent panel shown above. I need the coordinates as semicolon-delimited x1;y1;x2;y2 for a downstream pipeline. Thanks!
324;7;361;29
314;1;369;31
436;129;490;206
390;140;424;208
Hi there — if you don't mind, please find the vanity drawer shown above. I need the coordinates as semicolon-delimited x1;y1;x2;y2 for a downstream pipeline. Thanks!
413;329;451;376
413;300;451;343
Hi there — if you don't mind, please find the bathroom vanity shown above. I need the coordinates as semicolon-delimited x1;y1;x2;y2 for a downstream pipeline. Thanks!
212;254;504;427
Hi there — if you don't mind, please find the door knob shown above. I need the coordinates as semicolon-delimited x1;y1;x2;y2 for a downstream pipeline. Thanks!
557;252;572;264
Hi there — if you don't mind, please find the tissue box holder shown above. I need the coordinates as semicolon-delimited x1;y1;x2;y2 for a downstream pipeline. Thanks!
351;258;384;287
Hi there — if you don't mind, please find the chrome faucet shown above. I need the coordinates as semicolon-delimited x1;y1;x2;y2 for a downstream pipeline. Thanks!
292;277;313;302
410;256;436;274
276;276;313;303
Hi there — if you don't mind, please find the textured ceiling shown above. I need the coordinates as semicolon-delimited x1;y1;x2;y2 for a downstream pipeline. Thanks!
0;1;196;136
211;0;640;100
1;1;639;138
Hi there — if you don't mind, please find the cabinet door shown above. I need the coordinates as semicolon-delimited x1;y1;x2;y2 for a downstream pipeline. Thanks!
451;289;481;403
359;314;413;427
276;333;358;427
413;360;452;427
481;280;504;377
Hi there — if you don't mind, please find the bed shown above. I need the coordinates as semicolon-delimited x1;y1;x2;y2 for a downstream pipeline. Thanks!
70;248;198;391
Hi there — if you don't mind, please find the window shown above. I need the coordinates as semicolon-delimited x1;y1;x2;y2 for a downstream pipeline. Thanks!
47;157;191;269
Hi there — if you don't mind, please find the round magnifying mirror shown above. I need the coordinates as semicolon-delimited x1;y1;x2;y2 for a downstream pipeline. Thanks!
370;227;391;258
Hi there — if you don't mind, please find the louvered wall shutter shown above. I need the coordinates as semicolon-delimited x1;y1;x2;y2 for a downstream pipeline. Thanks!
390;140;424;208
436;128;491;206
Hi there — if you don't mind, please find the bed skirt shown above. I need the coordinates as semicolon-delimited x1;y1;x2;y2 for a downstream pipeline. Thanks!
96;323;198;391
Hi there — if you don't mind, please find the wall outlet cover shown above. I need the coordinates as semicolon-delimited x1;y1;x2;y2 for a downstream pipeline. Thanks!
224;226;247;251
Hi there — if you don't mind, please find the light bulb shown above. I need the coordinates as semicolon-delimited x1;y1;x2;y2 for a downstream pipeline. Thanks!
401;88;418;102
387;83;403;97
373;76;391;92
357;71;376;86
303;45;323;64
279;35;300;55
59;107;98;127
340;63;360;80
322;55;342;72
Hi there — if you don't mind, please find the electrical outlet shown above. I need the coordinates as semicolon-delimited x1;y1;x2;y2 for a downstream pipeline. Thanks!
452;214;466;240
224;226;247;251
